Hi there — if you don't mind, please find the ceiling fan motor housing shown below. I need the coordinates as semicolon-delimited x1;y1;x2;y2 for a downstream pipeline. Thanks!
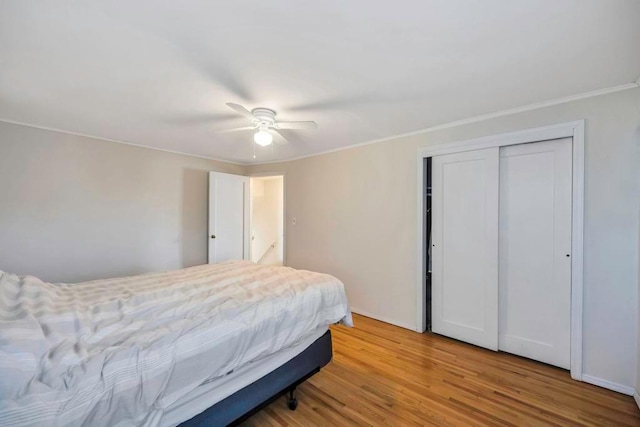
251;108;276;127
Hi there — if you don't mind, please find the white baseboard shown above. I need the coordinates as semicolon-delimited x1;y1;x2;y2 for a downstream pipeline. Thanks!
634;391;640;409
349;307;417;331
581;374;635;396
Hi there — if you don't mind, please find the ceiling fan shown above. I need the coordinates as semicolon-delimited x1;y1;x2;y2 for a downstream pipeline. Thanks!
219;103;318;146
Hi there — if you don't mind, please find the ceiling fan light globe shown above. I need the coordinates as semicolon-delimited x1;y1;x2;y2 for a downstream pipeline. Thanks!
254;130;273;146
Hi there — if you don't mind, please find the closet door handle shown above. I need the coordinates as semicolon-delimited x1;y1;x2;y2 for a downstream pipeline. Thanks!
211;235;216;239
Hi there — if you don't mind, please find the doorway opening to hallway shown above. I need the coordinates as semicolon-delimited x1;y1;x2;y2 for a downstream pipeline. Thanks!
250;175;284;266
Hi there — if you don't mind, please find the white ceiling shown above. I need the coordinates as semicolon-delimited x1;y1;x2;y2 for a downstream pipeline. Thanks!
1;1;639;164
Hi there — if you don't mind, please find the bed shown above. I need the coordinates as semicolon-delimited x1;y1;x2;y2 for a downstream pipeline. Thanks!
0;261;352;426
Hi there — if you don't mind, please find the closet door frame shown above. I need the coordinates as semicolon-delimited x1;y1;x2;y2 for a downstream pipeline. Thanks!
416;120;585;381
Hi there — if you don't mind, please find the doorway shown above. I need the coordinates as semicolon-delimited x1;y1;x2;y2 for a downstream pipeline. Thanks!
250;175;284;266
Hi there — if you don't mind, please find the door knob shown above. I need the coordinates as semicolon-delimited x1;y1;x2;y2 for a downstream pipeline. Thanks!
211;235;216;239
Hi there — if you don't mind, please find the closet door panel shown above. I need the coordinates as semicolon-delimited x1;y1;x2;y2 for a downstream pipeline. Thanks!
498;138;572;369
432;148;499;351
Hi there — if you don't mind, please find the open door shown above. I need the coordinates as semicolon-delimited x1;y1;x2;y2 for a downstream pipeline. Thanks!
208;172;249;264
431;148;499;350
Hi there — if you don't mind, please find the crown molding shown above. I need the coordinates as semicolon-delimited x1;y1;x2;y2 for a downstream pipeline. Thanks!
1;81;637;167
0;118;248;166
251;82;639;165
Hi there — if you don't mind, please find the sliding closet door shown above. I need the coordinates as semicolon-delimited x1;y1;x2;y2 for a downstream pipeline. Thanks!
432;148;499;350
498;138;572;369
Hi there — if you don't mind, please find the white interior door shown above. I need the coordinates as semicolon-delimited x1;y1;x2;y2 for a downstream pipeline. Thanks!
208;172;249;264
432;148;499;350
498;138;572;369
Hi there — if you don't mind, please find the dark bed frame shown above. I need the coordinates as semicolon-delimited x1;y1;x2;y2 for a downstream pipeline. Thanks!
179;330;333;427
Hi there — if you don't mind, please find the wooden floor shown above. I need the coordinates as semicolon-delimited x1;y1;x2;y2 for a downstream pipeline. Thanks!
242;314;640;426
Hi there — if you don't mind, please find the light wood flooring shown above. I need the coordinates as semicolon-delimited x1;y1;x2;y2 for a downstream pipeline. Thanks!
241;314;640;426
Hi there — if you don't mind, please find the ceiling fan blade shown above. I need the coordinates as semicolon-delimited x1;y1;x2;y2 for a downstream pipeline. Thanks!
226;103;256;121
273;129;291;144
216;126;256;134
276;121;318;130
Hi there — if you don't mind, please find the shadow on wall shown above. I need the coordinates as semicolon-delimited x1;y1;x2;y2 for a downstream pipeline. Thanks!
181;168;209;268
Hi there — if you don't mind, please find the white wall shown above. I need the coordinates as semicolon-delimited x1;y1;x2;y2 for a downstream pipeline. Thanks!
637;205;640;405
0;121;246;282
250;176;283;265
248;87;640;390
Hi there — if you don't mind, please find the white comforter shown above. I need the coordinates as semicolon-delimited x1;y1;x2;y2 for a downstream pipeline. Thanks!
0;261;352;426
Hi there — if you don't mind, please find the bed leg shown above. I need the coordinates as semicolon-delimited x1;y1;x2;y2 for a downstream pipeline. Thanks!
287;387;298;411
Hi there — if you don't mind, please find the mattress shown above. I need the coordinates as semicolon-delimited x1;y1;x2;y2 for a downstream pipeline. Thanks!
0;261;352;427
158;325;328;427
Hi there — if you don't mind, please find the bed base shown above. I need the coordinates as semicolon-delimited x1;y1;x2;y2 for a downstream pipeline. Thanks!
179;330;333;426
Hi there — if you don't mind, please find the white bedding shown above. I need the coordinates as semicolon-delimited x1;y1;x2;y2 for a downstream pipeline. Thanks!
0;261;352;426
158;325;328;427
